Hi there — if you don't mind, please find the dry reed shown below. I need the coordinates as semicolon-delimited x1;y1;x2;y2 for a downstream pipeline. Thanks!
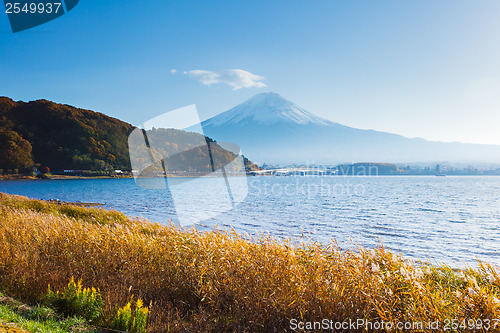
1;192;500;332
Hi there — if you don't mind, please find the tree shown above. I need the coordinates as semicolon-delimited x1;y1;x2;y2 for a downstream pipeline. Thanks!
0;129;34;172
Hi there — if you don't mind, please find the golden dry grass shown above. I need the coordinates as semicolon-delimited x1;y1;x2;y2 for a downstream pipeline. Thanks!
1;192;500;332
0;324;28;333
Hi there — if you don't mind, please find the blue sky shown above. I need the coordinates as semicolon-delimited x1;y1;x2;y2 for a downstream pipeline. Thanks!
1;0;500;144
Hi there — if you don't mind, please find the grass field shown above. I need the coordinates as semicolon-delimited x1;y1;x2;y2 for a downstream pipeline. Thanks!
1;192;500;332
0;291;90;333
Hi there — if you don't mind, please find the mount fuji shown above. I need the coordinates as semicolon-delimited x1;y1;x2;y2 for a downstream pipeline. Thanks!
203;92;334;127
201;92;500;164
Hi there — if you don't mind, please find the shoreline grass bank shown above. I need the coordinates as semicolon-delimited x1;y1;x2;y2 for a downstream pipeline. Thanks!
1;192;500;332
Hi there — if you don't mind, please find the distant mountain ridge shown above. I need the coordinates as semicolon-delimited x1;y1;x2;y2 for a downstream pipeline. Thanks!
202;92;500;164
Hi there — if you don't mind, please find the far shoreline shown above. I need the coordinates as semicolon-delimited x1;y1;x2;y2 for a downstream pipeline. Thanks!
2;173;500;181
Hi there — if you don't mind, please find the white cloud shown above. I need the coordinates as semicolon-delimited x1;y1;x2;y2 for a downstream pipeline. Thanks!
170;69;177;74
185;69;267;90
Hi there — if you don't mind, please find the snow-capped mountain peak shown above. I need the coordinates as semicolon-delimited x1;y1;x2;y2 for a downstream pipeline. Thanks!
199;92;500;164
202;92;335;127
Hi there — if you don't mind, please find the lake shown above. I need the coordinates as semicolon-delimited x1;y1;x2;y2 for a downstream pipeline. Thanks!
2;176;500;267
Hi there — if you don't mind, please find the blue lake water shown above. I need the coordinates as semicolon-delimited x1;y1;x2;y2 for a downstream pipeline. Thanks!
2;176;500;267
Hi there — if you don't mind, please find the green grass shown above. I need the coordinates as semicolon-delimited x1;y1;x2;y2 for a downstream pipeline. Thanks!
0;292;94;333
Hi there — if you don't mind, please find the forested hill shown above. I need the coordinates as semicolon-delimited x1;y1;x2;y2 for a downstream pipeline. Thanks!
0;97;134;171
0;97;258;173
